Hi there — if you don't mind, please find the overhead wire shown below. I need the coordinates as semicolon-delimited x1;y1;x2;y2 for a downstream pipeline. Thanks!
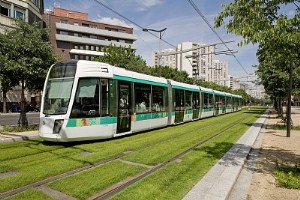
186;0;250;75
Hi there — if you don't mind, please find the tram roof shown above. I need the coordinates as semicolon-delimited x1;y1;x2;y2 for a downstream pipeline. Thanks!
199;87;214;94
169;80;200;92
75;60;168;87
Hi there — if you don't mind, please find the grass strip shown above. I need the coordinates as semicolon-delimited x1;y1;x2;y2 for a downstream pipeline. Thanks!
123;112;254;165
4;189;53;200
0;108;264;193
48;161;146;200
110;111;259;200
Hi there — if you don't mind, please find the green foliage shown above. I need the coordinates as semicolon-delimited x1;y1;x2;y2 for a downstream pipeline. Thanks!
94;44;148;73
215;1;300;101
275;161;300;189
0;19;57;121
0;19;57;91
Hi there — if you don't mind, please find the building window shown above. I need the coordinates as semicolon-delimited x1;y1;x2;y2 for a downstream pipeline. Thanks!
90;46;94;51
90;35;97;39
60;20;68;24
0;5;10;17
15;10;24;19
60;31;68;35
74;55;79;60
73;22;79;26
74;33;79;37
33;0;39;7
82;23;89;27
90;24;97;29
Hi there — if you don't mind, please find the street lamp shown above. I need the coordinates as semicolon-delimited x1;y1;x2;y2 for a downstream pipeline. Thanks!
143;28;167;76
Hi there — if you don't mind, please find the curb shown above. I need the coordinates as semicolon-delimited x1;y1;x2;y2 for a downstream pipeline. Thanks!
0;134;40;143
183;112;268;200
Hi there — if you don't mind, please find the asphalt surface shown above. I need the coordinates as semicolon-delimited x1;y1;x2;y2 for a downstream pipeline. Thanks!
0;112;40;126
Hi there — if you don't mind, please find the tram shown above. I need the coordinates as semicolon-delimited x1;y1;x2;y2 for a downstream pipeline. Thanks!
39;60;242;142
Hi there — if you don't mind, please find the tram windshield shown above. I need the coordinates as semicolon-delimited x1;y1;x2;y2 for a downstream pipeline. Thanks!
43;62;76;115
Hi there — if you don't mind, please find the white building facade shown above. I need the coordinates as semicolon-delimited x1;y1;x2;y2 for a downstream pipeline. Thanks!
0;0;43;33
153;42;229;86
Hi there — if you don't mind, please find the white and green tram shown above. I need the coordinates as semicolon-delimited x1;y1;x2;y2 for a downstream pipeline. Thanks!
39;60;242;142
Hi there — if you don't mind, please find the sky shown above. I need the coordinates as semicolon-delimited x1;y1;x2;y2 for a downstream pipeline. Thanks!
44;0;260;79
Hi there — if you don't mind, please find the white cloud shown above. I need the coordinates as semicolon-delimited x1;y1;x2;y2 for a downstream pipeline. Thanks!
93;16;134;28
128;0;163;10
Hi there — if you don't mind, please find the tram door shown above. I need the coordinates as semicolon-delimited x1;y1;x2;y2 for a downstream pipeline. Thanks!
192;92;200;119
174;89;184;123
117;81;131;133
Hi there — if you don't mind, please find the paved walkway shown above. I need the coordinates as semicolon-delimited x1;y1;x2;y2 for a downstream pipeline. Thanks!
0;130;39;143
183;111;269;200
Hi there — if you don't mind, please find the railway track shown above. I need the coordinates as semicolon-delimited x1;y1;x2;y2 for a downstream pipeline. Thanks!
0;111;257;199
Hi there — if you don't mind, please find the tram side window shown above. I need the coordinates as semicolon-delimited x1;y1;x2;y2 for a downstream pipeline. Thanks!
101;79;110;116
70;78;100;118
152;86;166;112
193;92;200;109
185;91;192;109
134;83;151;113
175;89;184;110
203;93;210;109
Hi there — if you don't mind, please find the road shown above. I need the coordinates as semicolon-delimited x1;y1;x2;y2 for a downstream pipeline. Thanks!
292;106;300;114
0;112;40;126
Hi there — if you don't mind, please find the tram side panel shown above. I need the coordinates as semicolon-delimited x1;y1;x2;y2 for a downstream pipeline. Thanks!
200;91;214;118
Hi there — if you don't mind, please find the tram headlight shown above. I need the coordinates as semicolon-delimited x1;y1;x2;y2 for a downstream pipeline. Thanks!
53;119;64;134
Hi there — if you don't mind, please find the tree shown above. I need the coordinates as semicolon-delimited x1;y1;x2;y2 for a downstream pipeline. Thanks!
0;19;57;125
94;44;148;73
215;0;300;137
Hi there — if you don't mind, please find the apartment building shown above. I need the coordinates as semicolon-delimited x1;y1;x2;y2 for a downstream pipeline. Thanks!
0;0;44;33
228;75;241;90
154;42;231;85
43;7;138;60
212;60;228;86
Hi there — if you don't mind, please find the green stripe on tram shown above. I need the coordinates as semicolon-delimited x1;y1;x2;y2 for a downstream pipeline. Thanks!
66;117;117;127
203;108;213;112
135;112;168;121
113;75;168;87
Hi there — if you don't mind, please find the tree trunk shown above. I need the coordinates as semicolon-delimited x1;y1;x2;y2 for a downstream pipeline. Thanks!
18;80;28;126
2;89;7;113
286;65;293;137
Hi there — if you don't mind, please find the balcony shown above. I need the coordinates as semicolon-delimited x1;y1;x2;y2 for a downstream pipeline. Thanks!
56;22;138;41
0;15;15;29
55;34;136;49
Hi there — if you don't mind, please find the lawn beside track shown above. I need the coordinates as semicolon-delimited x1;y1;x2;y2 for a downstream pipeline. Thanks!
1;107;266;199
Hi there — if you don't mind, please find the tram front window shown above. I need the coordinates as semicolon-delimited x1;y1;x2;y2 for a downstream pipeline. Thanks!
43;78;73;115
43;62;76;115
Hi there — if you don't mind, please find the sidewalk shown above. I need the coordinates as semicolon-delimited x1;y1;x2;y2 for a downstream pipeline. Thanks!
0;130;39;143
183;111;268;200
184;111;300;200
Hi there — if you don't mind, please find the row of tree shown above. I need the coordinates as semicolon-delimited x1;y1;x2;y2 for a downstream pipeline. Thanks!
0;19;254;126
215;0;300;136
0;20;57;125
